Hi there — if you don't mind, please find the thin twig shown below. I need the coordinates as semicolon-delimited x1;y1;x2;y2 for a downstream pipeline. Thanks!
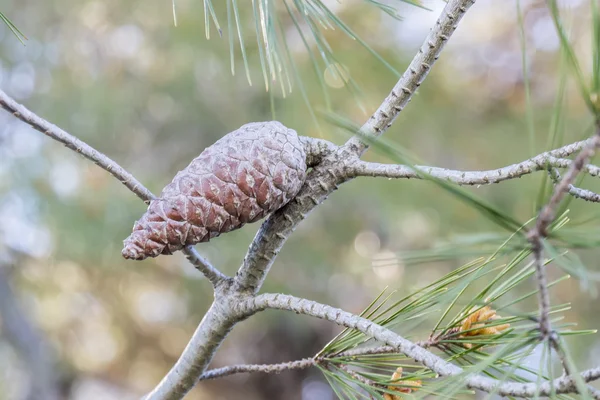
527;127;600;339
588;385;600;400
552;157;600;177
0;88;226;285
199;357;315;380
548;168;600;202
198;340;441;382
345;140;593;185
0;89;155;203
333;340;437;359
532;127;600;238
181;246;229;286
334;346;397;358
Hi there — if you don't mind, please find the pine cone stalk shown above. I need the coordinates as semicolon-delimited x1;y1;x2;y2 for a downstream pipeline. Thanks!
122;121;307;260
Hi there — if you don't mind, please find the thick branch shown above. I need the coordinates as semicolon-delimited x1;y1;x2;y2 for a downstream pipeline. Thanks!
143;293;238;399
245;293;600;398
345;0;476;156
0;89;226;285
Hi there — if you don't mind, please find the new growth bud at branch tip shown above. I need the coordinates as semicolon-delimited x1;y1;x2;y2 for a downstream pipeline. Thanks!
383;367;422;400
122;121;307;260
458;306;510;349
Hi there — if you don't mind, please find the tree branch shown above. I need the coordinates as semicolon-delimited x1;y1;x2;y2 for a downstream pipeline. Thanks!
199;357;315;381
333;345;397;358
244;293;463;377
344;140;592;184
0;89;154;204
527;126;600;340
143;293;239;399
300;136;338;167
0;88;226;285
245;293;600;398
548;168;600;202
182;246;230;286
551;157;600;177
588;386;600;400
523;123;600;390
333;340;437;358
533;128;600;238
344;0;476;157
198;338;600;399
197;341;437;382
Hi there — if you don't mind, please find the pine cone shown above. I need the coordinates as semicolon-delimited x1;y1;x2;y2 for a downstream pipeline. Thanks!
122;121;307;260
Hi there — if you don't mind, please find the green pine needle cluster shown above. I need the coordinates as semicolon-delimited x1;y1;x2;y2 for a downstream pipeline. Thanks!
192;0;425;128
314;222;596;399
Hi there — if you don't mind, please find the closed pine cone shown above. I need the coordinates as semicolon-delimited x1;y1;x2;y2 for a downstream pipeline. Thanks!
122;121;307;260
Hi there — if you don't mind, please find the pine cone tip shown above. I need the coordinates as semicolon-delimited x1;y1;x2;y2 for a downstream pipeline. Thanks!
122;229;150;260
122;245;141;260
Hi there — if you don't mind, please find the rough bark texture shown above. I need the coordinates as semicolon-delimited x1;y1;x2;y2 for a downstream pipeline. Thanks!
122;121;307;260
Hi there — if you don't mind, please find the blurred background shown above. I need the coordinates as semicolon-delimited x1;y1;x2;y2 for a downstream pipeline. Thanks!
1;0;599;398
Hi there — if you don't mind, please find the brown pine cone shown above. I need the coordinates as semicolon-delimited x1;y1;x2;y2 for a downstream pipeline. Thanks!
122;121;307;260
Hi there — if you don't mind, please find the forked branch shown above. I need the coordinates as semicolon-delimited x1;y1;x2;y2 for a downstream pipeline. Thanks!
242;293;600;398
344;139;600;192
548;168;600;202
526;123;600;381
